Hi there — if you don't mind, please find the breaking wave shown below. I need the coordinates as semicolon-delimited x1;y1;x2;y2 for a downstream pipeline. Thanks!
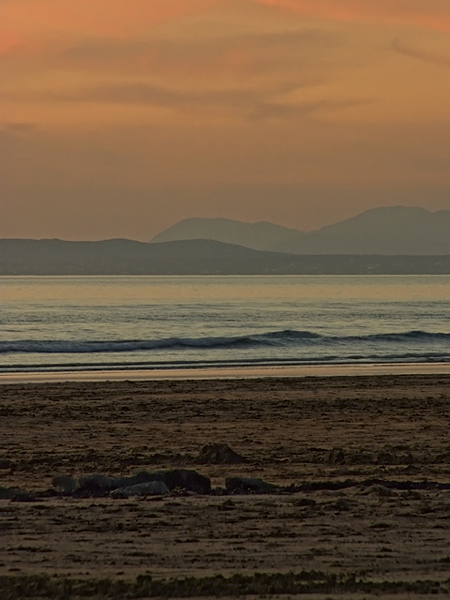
1;329;450;355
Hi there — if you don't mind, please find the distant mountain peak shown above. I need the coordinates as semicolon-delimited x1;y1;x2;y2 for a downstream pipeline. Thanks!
151;217;303;251
152;206;450;255
275;205;450;255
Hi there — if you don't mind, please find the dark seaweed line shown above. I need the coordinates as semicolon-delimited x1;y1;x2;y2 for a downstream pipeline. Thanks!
3;476;450;503
0;571;448;599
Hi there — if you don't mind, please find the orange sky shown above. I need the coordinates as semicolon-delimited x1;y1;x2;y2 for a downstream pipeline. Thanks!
2;0;450;239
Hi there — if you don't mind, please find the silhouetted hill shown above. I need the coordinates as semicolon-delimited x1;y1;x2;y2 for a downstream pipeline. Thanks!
275;206;450;254
1;238;450;275
151;217;302;251
152;207;450;255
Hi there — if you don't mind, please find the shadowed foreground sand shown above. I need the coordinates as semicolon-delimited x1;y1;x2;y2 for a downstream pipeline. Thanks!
1;375;450;598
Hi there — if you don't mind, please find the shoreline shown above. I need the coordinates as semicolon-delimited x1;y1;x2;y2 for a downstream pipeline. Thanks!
2;361;450;384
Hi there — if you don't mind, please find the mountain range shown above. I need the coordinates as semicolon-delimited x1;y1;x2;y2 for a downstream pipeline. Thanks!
151;206;450;255
2;206;450;275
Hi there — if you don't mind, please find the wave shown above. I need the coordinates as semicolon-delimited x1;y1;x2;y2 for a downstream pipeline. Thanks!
1;329;450;355
0;330;317;354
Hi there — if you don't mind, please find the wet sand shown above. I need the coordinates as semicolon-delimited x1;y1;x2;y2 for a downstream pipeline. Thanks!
1;374;450;598
2;361;450;384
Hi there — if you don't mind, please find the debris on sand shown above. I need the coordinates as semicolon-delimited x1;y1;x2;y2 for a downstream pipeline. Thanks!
161;469;211;494
225;476;279;494
376;451;396;465
364;484;396;498
327;447;346;465
0;485;15;500
52;475;77;494
196;443;246;464
111;481;169;498
0;458;16;471
77;473;114;495
51;468;212;497
0;485;31;501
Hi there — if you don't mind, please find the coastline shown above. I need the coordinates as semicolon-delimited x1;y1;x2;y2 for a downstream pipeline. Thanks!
1;360;450;384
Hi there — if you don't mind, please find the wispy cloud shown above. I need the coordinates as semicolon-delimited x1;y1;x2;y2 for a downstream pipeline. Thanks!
0;0;220;57
58;28;336;81
0;122;38;146
0;121;37;135
3;0;450;63
253;0;450;33
392;38;450;69
0;17;373;125
35;80;367;122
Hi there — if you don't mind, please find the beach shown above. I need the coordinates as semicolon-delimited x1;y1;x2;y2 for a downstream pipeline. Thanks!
1;373;450;597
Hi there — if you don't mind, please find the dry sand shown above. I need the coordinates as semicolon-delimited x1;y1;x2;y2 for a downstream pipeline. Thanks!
1;374;450;598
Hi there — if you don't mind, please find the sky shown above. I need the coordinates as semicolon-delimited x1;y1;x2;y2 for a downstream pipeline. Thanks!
2;0;450;240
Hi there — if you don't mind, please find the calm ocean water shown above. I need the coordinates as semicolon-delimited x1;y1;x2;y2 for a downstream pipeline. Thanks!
1;275;450;374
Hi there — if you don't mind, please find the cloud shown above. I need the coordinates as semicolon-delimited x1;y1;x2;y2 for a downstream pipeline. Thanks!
45;81;299;116
51;27;365;104
59;28;334;76
253;0;450;33
250;98;370;120
0;0;218;36
0;0;221;58
392;39;450;69
3;0;450;65
0;122;38;150
1;21;372;125
38;79;367;122
0;121;37;135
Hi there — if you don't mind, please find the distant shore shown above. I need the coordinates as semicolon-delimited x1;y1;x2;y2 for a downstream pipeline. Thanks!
3;237;450;275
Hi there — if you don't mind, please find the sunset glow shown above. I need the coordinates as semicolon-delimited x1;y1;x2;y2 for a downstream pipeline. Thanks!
2;0;450;239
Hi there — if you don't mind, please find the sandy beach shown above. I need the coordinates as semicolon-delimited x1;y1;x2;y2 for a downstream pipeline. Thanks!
2;374;450;598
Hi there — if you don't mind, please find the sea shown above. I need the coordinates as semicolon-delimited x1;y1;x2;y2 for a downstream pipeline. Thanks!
1;275;450;377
